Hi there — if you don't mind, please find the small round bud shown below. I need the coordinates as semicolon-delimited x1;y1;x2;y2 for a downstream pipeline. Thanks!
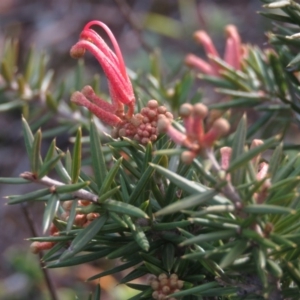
147;100;159;109
250;139;264;149
181;151;196;165
179;103;193;117
158;273;168;281
130;114;143;127
148;110;157;119
169;279;178;288
165;112;173;119
62;200;73;211
30;242;40;254
151;280;160;290
162;286;170;294
170;274;178;280
118;128;126;137
157;106;167;114
152;291;159;299
157;117;170;133
193;103;208;118
212;118;230;136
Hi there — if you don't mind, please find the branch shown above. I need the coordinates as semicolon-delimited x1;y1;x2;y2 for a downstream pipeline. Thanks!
20;172;99;203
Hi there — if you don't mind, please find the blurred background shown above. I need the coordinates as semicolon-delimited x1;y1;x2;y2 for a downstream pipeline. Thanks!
0;0;266;299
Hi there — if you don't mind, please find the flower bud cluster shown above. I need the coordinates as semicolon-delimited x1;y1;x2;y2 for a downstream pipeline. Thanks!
158;103;230;164
61;199;99;227
112;100;173;144
149;273;183;300
30;200;98;254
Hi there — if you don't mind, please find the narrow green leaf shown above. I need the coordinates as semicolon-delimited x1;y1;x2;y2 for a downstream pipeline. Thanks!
150;164;229;205
47;249;111;268
152;220;191;231
228;135;280;172
242;230;279;250
98;186;120;202
8;188;50;204
102;199;148;219
39;152;64;178
219;239;248;268
71;127;82;183
180;230;237;247
268;142;283;177
285;261;300;287
106;241;140;259
266;259;282;278
54;153;72;183
169;282;219;298
272;154;299;183
129;155;162;205
43;193;60;233
93;285;101;300
230;115;247;186
60;214;108;260
1;60;13;83
133;226;149;251
90;120;107;190
155;189;218;217
0;177;29;184
87;258;141;281
144;261;166;276
209;98;260;110
98;158;122;196
55;181;89;194
30;129;43;175
66;200;78;232
119;268;148;284
162;243;175;272
216;88;267;99
243;204;295;214
22;116;34;157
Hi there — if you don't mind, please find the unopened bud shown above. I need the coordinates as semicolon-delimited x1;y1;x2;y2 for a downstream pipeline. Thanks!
193;103;208;118
151;280;159;290
181;151;196;165
157;116;170;133
212;118;230;136
147;99;159;109
179;103;194;117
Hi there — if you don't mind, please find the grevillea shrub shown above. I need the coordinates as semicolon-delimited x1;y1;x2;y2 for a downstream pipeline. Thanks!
2;1;300;299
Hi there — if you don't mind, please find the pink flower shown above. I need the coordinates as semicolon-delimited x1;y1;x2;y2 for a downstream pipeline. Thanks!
70;21;174;144
70;20;135;126
158;103;230;164
185;25;244;77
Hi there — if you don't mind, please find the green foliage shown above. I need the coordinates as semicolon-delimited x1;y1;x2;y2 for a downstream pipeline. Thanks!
3;1;300;299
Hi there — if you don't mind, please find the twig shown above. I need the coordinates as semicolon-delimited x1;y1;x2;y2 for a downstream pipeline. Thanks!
112;0;153;53
20;172;99;203
21;203;59;300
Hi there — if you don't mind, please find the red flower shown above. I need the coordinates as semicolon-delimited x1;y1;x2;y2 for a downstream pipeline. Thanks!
70;20;135;126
